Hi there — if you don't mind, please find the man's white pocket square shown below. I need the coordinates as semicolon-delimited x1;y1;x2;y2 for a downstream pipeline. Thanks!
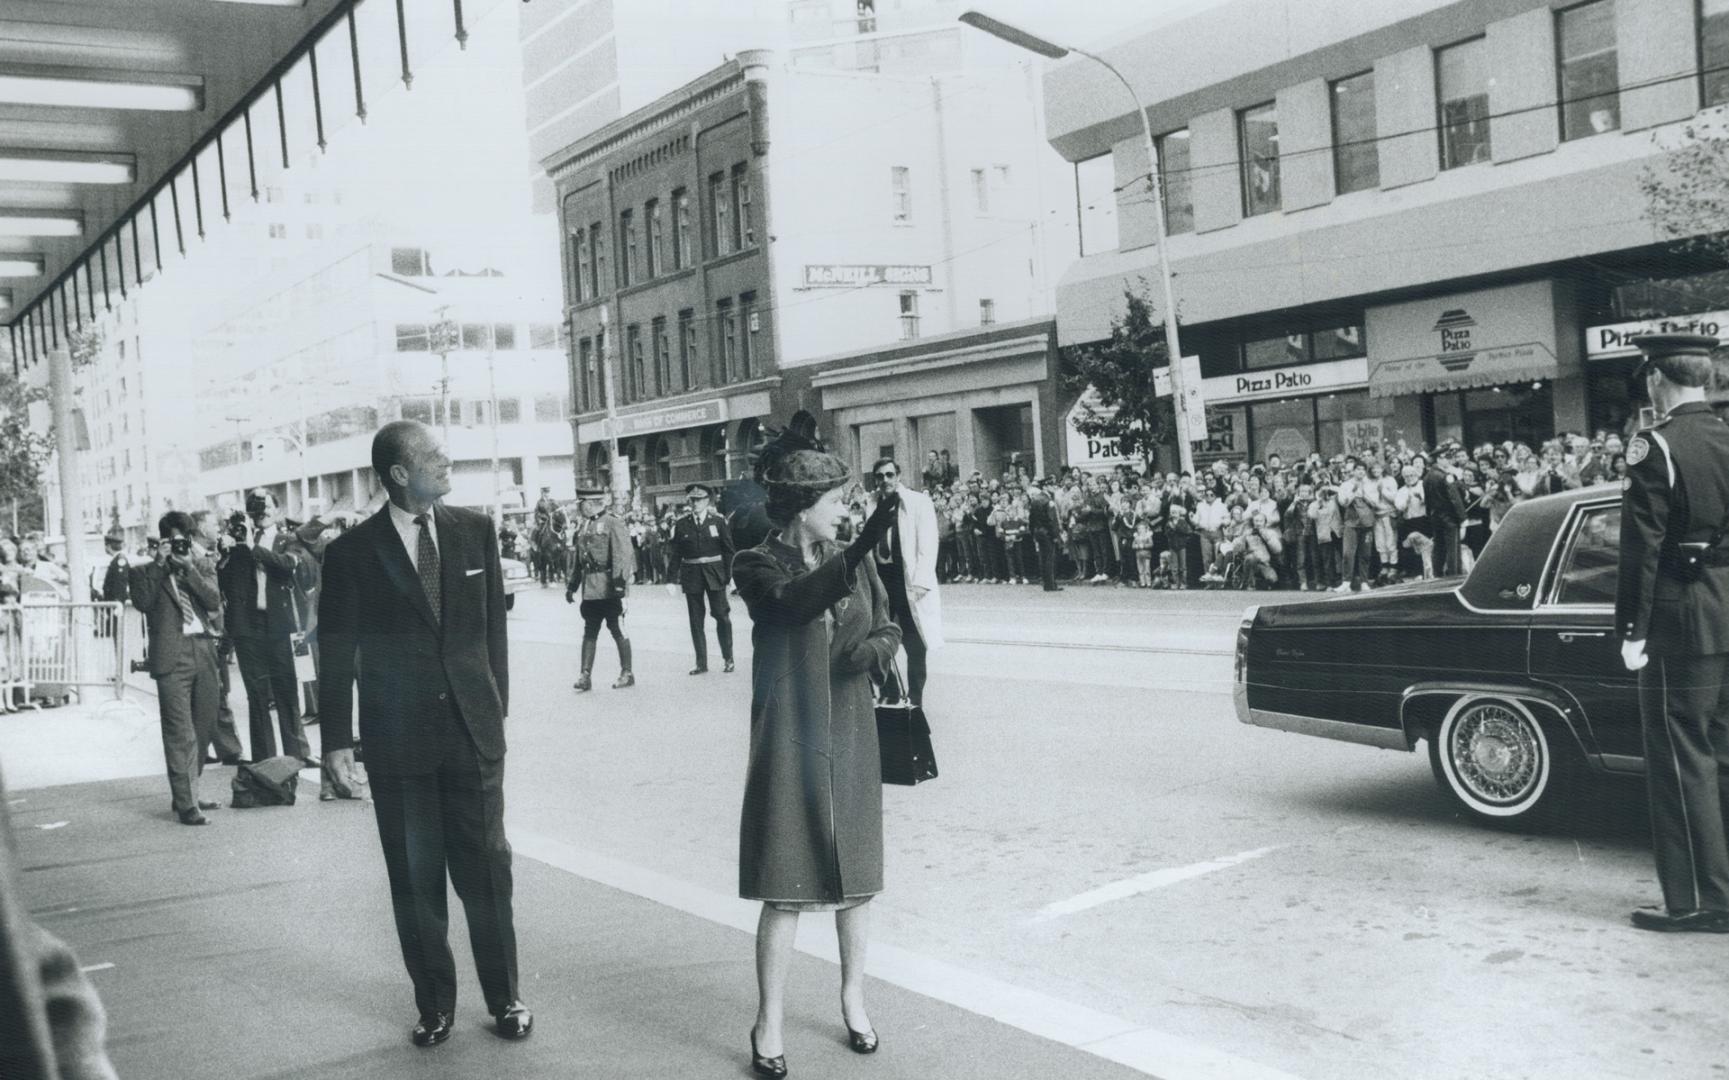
466;568;484;576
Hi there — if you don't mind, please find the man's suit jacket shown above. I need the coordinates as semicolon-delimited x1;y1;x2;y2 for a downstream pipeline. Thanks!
99;553;129;604
317;502;509;776
129;554;222;679
1423;467;1466;525
217;532;303;639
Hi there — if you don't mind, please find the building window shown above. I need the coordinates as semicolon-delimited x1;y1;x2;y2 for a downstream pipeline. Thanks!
739;291;758;380
1330;71;1379;194
645;198;663;277
1157;130;1193;234
710;172;733;257
1241;325;1365;370
971;168;989;213
529;323;557;349
590;222;606;292
619;209;636;287
1558;0;1619;139
717;299;737;383
890;166;911;223
1075;153;1118;255
498;397;521;424
268;223;286;239
493;324;517;350
1438;37;1492;168
395;323;430;352
534;392;564;422
1704;0;1729;107
672;188;692;268
652;316;671;394
626;324;644;401
572;229;590;300
733;163;754;246
391;247;432;275
578;337;596;410
857;0;877;33
899;291;920;340
1237;102;1280;216
678;309;696;391
305;224;323;240
402;398;435;424
979;298;996;325
462;323;490;350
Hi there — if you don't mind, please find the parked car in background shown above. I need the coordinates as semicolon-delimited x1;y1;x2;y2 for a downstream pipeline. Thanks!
1234;484;1633;826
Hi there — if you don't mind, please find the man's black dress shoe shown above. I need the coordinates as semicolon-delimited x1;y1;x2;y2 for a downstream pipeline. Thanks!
689;666;708;675
1630;908;1729;933
196;800;220;811
176;808;209;826
218;756;242;766
723;660;735;673
411;1011;453;1047
202;755;220;765
494;1001;533;1040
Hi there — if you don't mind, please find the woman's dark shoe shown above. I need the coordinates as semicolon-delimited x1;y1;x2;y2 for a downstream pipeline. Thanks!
845;1025;879;1054
750;1029;787;1078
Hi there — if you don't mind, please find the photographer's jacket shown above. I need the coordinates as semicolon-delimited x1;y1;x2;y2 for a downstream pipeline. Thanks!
1617;401;1729;655
218;529;304;639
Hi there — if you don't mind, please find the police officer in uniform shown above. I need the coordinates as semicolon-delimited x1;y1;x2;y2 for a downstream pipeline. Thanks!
1617;332;1729;933
565;485;635;691
667;482;735;675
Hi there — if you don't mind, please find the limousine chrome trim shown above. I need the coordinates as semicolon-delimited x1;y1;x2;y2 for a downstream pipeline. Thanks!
1236;703;1412;752
1399;683;1589;760
1599;753;1646;775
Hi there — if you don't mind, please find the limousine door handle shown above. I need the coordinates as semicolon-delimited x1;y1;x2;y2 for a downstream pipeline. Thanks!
1556;631;1609;642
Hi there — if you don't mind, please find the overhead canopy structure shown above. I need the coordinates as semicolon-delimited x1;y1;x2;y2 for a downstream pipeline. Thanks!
2;0;486;374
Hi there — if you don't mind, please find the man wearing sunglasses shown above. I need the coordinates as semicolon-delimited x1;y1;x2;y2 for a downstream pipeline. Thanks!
867;458;944;706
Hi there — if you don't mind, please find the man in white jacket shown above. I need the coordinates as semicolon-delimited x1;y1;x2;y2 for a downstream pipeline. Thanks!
868;457;944;706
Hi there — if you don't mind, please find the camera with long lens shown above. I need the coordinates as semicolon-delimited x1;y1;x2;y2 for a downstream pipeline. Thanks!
225;511;249;544
244;490;270;521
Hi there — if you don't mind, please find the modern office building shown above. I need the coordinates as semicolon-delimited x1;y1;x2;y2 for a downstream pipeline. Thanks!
1044;0;1729;467
193;233;572;518
542;47;1056;501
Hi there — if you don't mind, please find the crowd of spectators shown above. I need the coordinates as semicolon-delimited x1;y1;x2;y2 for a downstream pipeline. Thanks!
860;433;1627;592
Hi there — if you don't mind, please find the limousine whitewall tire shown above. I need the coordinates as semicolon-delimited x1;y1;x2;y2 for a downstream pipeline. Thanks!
1428;697;1556;824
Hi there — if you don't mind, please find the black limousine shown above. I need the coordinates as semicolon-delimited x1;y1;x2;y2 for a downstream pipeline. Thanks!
1234;484;1637;825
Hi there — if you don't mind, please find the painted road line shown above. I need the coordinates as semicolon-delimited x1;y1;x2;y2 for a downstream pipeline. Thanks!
79;962;114;973
512;831;1304;1080
1031;848;1280;924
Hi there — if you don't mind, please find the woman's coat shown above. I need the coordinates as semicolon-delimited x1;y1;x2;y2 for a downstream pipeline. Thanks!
733;537;903;904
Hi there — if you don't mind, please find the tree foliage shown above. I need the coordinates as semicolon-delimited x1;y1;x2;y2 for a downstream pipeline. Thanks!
1638;116;1729;264
0;365;49;515
1059;282;1174;470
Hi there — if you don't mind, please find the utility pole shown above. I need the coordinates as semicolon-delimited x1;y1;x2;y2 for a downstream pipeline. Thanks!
46;342;87;598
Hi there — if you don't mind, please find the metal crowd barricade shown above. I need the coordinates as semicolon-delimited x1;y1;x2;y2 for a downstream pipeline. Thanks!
0;599;128;711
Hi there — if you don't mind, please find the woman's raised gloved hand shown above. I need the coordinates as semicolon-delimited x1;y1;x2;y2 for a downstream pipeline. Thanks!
845;491;899;570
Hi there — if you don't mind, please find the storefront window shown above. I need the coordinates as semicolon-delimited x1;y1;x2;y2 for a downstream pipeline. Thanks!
1316;391;1397;459
1429;383;1554;448
1243;334;1307;370
1247;398;1316;463
1311;325;1365;362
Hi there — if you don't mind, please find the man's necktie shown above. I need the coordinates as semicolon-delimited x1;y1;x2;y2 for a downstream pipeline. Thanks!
414;513;441;620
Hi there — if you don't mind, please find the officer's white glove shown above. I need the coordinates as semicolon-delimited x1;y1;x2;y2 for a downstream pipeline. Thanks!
1621;639;1648;672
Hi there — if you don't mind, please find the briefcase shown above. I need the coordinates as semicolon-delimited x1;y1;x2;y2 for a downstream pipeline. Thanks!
875;666;937;786
230;756;303;807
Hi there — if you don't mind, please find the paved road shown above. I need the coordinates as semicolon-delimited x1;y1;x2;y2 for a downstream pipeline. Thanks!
497;582;1717;1080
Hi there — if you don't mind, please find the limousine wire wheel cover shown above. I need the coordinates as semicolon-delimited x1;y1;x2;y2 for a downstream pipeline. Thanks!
1435;699;1550;817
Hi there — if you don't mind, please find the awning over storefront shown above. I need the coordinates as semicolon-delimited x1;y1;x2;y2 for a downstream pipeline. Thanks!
3;0;499;374
1364;280;1561;399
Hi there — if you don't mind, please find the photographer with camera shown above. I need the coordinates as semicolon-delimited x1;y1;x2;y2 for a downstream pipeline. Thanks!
129;512;226;825
217;489;312;767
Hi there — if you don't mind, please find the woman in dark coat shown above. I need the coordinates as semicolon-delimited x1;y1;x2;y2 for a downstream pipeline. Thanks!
733;423;903;1078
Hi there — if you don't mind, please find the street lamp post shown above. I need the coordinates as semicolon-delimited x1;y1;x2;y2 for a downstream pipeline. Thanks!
959;11;1200;475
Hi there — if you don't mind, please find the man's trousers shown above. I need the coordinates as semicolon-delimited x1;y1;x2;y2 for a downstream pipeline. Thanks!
1639;653;1729;914
233;634;310;761
154;636;220;814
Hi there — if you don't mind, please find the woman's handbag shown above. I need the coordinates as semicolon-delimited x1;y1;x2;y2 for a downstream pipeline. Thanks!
876;664;937;786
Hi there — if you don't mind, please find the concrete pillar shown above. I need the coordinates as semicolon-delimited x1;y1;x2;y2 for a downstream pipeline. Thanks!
1189;108;1242;234
1619;0;1700;131
1488;8;1559;163
46;345;87;597
1375;47;1438;190
1277;79;1334;213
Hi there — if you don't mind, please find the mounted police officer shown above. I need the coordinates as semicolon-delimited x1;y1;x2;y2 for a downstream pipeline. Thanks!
566;486;634;691
667;482;735;675
1617;332;1729;933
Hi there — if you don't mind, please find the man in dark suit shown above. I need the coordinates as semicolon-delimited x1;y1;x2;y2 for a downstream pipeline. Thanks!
1422;453;1466;577
1617;333;1729;934
93;529;128;640
318;420;531;1046
219;489;311;764
667;482;735;674
130;511;225;825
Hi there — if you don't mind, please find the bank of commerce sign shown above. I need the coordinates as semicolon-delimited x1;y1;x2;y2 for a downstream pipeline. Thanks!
803;264;933;287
